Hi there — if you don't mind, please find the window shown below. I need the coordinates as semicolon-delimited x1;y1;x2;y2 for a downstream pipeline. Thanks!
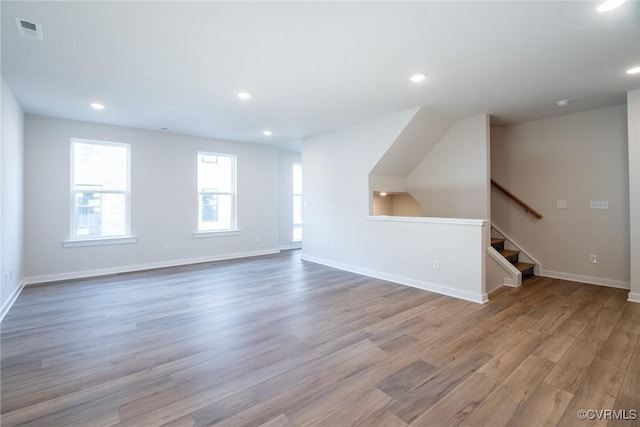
197;152;236;232
70;139;130;240
293;163;302;242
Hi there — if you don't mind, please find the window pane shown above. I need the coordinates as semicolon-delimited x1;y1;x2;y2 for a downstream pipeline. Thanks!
197;152;236;232
73;142;127;190
293;195;303;225
293;225;302;242
74;192;126;238
201;194;218;222
199;194;233;231
293;163;302;194
198;154;234;193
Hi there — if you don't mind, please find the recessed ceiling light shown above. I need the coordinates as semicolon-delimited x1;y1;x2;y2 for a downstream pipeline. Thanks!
410;74;426;83
556;99;569;107
160;127;169;131
379;192;388;197
90;103;105;110
263;130;272;136
237;92;251;100
626;66;640;74
596;0;625;12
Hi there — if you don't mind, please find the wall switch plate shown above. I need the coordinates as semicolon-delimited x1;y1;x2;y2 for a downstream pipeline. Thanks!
432;259;440;270
590;200;608;209
557;200;567;209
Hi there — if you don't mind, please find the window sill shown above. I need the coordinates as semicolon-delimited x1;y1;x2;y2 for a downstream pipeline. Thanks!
62;236;137;248
192;229;241;239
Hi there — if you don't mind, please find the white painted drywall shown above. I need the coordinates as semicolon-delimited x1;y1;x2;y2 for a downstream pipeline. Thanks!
491;105;630;288
406;114;491;219
371;107;454;177
628;90;640;302
1;78;25;314
279;149;302;249
23;115;281;281
302;109;488;302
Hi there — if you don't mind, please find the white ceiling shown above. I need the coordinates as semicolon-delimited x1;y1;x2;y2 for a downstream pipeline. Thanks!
2;1;639;152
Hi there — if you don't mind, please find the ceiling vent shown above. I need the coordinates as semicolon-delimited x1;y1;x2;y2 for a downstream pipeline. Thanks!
15;18;44;40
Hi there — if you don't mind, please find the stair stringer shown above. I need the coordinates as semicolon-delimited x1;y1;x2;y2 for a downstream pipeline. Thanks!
487;245;521;288
491;223;541;276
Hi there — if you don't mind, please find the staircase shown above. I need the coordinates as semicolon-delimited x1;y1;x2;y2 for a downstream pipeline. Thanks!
490;237;536;279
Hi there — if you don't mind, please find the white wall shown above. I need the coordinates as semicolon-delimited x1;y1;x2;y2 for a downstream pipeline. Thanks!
1;78;25;317
628;90;640;302
24;115;282;282
302;109;488;303
278;149;302;249
406;114;490;219
491;105;630;288
370;107;453;177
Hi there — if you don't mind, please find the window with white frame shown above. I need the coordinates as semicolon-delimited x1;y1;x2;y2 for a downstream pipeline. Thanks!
70;139;130;240
293;163;302;242
197;152;236;232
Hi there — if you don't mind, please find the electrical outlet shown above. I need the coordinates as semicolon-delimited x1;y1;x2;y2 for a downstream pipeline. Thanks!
162;243;169;251
324;242;330;248
590;200;608;209
590;254;597;264
557;200;567;209
433;259;440;270
255;236;261;243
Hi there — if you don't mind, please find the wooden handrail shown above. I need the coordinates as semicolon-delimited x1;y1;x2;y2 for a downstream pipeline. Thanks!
491;180;543;219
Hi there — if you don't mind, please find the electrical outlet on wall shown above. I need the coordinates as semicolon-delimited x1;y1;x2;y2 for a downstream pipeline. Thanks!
432;259;440;270
557;200;567;209
590;254;597;264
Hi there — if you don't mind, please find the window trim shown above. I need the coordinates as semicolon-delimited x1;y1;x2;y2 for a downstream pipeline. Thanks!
62;236;137;248
197;151;237;233
69;138;132;242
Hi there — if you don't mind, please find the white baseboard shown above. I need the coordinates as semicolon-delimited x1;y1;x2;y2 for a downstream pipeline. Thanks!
539;269;630;290
301;254;487;304
23;249;281;285
1;280;25;323
279;243;302;251
628;292;640;303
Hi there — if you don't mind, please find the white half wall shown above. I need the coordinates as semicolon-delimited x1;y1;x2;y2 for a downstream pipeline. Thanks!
24;115;282;281
628;90;640;302
302;110;488;302
1;78;25;319
491;105;630;288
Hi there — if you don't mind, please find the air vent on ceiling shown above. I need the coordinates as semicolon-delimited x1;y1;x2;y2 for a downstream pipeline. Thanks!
15;18;44;40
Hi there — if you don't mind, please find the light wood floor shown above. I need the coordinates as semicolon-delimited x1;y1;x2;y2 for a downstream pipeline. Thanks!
1;250;639;427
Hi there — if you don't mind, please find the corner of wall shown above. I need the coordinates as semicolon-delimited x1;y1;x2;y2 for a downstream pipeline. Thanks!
1;77;26;318
628;89;640;302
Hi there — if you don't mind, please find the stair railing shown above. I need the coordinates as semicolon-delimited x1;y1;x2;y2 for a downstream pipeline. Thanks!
491;180;543;219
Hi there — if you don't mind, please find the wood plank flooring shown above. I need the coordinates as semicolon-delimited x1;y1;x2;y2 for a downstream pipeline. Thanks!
1;250;639;426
